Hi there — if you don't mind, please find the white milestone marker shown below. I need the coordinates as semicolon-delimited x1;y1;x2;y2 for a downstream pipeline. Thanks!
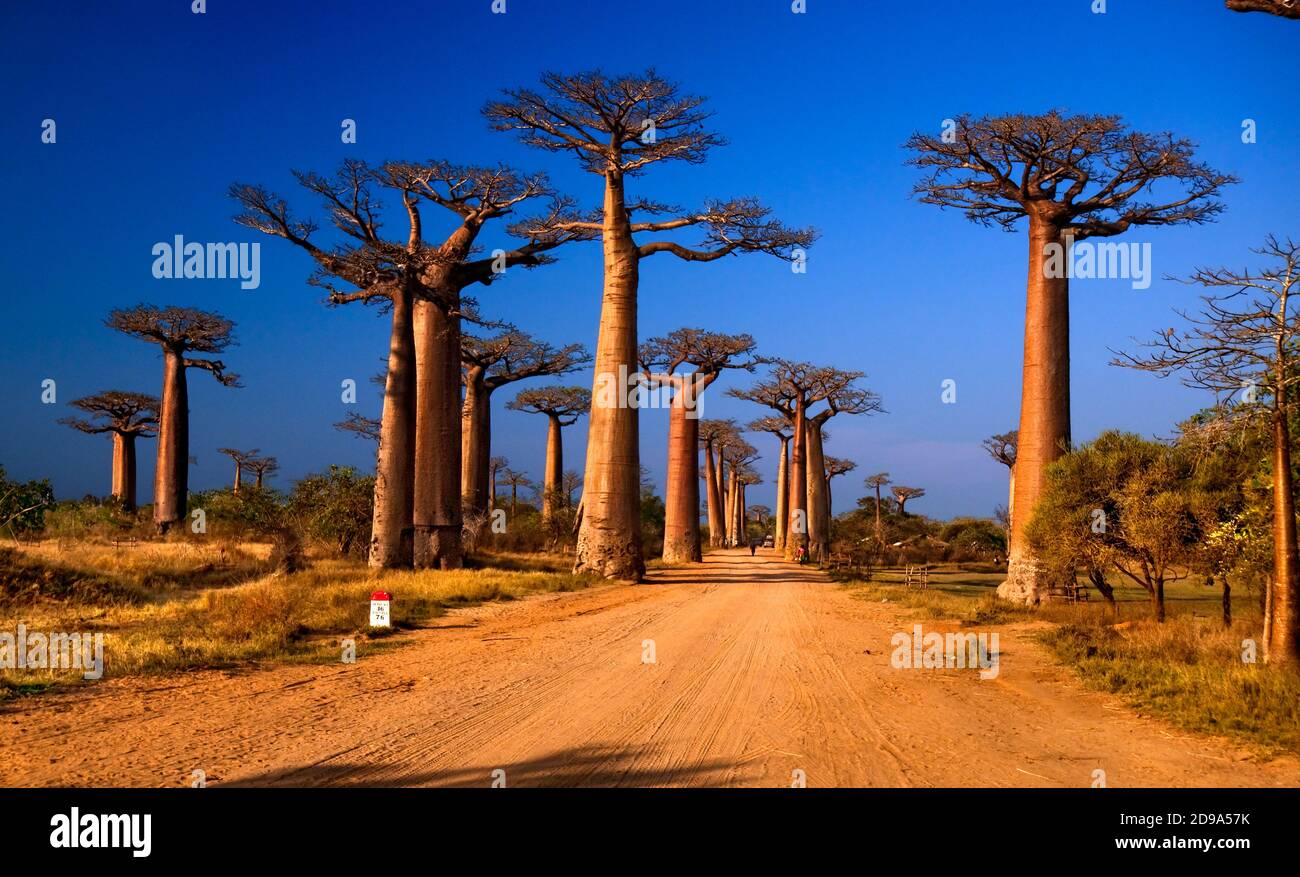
369;590;391;628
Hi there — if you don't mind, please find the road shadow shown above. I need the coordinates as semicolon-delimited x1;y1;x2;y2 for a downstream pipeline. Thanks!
223;743;747;788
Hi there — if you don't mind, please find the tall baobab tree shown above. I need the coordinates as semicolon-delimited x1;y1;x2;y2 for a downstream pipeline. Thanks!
893;486;926;517
802;370;883;561
497;467;533;519
233;160;588;570
720;438;758;547
733;361;880;560
982;430;1018;540
488;456;509;513
60;391;159;511
462;330;590;516
641;329;756;563
863;472;890;544
506;386;591;525
217;447;257;495
486;70;815;580
906;111;1235;603
106;305;239;533
748;416;792;551
698;419;738;548
1114;235;1300;667
824;456;857;520
247;456;280;489
735;469;761;546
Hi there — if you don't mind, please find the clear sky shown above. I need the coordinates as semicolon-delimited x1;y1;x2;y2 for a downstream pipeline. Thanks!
1;0;1296;520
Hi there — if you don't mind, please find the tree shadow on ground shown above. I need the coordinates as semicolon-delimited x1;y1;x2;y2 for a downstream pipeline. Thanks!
223;743;746;788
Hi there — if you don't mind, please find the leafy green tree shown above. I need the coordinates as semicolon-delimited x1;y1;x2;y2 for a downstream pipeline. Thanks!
287;466;374;558
0;465;54;539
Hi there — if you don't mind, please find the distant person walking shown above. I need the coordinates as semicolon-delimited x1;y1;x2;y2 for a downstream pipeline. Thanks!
749;540;757;556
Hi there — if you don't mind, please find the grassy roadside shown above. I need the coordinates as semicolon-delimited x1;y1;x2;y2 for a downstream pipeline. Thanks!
1;542;596;700
834;565;1300;756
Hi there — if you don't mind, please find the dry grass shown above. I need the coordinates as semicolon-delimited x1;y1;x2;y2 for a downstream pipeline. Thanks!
0;541;596;699
836;564;1300;754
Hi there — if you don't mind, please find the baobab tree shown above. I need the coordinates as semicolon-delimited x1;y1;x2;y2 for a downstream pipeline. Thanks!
233;160;588;570
462;330;590;516
906;111;1235;603
748;416;792;550
641;329;756;562
247;456;279;489
488;455;509;513
1115;235;1300;667
802;370;882;561
735;469;761;546
335;412;381;444
506;385;591;525
824;456;857;519
106;305;239;533
893;486;926;517
720;438;758;547
217;447;257;495
982;430;1018;538
497;467;533;519
732;361;881;560
863;472;890;544
698;419;738;548
60;391;159;511
487;70;815;580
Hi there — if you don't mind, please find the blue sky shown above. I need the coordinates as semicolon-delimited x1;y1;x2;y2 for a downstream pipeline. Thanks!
1;0;1296;519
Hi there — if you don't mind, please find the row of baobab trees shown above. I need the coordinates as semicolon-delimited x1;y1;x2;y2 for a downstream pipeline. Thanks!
55;64;1296;666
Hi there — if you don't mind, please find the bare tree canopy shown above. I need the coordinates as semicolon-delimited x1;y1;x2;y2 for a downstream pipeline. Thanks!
1226;0;1300;17
825;456;857;479
982;431;1018;468
463;329;591;388
334;412;381;443
905;111;1236;240
61;391;159;436
106;305;240;385
507;385;591;423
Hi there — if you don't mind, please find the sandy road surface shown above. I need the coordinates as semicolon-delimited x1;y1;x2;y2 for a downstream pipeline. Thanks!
2;549;1296;787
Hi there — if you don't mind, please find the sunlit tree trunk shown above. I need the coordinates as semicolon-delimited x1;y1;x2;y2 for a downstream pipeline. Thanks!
1269;376;1300;665
461;367;491;517
786;399;808;559
154;346;188;534
414;298;463;568
805;421;830;562
112;433;138;511
704;441;724;548
1000;216;1070;604
369;285;416;568
774;435;789;550
575;171;645;580
663;396;702;563
542;413;564;526
231;458;243;495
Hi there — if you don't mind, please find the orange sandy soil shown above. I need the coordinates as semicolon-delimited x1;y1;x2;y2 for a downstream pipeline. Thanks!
2;549;1297;788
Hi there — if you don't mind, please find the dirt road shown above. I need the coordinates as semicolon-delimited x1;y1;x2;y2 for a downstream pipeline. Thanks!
2;549;1296;787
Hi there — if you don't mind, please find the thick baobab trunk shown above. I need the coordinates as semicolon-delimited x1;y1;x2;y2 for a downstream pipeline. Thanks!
786;401;808;559
232;459;243;494
725;467;738;546
542;413;564;525
662;398;702;563
575;171;645;580
774;436;789;550
369;285;416;568
154;346;188;534
488;465;498;512
1268;402;1300;666
999;217;1070;604
736;482;747;545
414;298;464;569
704;441;724;548
1006;464;1015;550
873;485;883;544
112;432;138;511
805;421;830;562
460;368;492;518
